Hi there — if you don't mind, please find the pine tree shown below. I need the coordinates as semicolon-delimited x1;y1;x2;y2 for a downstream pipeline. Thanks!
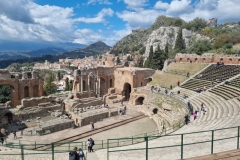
44;74;57;94
116;57;121;64
174;28;185;52
144;45;153;68
65;77;69;91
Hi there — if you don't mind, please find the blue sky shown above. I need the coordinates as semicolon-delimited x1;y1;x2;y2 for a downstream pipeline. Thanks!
0;0;240;46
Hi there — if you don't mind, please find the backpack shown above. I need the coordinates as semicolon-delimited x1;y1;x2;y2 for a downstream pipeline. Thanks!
92;140;95;145
78;151;84;157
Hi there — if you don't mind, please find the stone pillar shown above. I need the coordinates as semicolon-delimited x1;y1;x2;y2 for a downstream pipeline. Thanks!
88;76;90;93
80;76;83;93
98;77;100;95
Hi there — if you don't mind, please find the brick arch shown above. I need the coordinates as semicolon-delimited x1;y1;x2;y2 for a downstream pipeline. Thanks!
134;96;145;105
0;79;19;107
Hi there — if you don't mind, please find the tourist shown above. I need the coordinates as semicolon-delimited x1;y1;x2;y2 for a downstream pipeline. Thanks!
13;130;17;139
90;122;94;130
69;147;79;160
201;106;207;115
86;139;91;152
119;109;122;115
177;81;180;86
170;92;174;97
164;88;168;94
121;109;125;115
184;115;189;125
177;90;180;94
211;81;214;88
78;148;86;160
158;88;161;93
0;137;4;145
183;94;188;99
187;72;190;77
193;112;197;120
187;101;191;110
203;86;207;91
90;138;95;152
170;85;173;90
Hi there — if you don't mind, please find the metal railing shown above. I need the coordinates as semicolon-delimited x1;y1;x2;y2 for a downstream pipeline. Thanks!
107;125;240;160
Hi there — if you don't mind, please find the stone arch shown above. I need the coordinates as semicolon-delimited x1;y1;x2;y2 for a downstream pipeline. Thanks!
83;80;86;91
135;96;144;105
4;112;13;123
33;85;38;97
24;86;29;98
100;77;106;96
152;108;158;114
123;83;131;101
0;81;18;107
110;79;113;87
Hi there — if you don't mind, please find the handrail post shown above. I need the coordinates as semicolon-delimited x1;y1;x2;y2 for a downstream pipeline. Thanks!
211;130;214;154
145;136;148;160
107;139;109;160
181;134;183;159
21;145;24;160
238;127;240;149
52;143;54;160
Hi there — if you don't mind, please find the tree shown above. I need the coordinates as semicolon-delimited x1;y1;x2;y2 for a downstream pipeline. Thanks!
135;56;144;68
69;81;73;91
139;46;146;55
116;57;121;64
144;45;153;68
0;85;10;103
174;28;185;52
57;71;61;81
164;42;169;58
193;40;212;55
44;74;57;94
188;17;207;31
124;61;129;67
65;77;69;91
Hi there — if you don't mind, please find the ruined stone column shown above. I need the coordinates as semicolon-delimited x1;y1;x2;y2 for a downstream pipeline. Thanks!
80;76;83;93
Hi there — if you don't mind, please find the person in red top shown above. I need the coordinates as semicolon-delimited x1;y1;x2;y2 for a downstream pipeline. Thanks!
177;81;180;86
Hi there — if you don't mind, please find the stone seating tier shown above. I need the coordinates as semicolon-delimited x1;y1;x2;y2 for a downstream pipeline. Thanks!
180;79;213;91
209;85;240;100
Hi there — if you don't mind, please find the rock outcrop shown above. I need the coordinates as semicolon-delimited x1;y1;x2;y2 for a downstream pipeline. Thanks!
144;27;210;56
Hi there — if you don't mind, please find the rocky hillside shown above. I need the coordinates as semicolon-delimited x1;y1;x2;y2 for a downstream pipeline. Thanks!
110;15;240;58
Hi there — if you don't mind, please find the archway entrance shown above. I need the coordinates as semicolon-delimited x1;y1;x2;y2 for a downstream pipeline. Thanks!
4;112;13;123
135;97;144;105
0;84;15;107
24;86;29;98
123;83;131;101
100;77;106;97
153;108;158;114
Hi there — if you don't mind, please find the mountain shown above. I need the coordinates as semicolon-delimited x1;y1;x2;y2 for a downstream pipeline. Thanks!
0;41;110;69
0;41;85;60
110;15;240;58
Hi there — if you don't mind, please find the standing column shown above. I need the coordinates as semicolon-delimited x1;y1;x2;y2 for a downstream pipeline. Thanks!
93;76;96;93
98;77;100;95
80;76;83;93
88;76;90;93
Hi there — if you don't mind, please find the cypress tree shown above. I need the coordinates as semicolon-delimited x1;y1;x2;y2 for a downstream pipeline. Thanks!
174;28;185;52
144;45;153;68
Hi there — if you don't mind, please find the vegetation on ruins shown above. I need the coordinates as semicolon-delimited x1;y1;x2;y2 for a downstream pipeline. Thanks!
0;85;10;103
174;28;185;53
44;73;58;93
135;56;144;68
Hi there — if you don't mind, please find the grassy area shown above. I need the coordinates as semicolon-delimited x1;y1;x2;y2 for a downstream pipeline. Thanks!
167;63;208;76
148;71;187;88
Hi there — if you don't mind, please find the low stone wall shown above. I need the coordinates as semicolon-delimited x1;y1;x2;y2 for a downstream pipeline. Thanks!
22;118;74;136
21;96;55;108
73;92;96;99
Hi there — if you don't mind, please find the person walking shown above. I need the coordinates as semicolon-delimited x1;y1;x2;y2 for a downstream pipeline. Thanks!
90;138;94;152
69;147;79;160
177;81;180;86
184;115;189;125
13;130;17;139
78;148;86;160
90;122;94;130
86;139;91;152
0;137;4;145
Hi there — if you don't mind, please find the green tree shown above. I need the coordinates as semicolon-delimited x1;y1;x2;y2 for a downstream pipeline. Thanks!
124;61;129;67
144;45;153;68
151;45;167;70
57;71;61;81
135;56;144;67
193;40;212;55
0;85;10;103
164;42;169;58
65;77;69;91
69;81;73;91
174;28;185;52
116;57;121;64
188;17;207;31
44;74;57;94
139;46;146;55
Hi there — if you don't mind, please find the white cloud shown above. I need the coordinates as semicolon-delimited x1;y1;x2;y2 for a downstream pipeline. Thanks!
86;0;112;5
154;1;169;10
123;0;149;10
73;29;104;44
166;0;193;16
117;9;164;28
76;8;114;23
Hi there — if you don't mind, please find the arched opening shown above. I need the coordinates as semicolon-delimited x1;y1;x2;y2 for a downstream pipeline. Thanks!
135;97;144;105
152;108;158;114
103;62;105;65
141;82;143;86
24;86;29;98
33;85;38;97
100;77;106;96
83;80;86;91
123;83;131;101
4;112;13;124
110;79;113;87
179;58;182;62
0;84;11;104
89;80;92;91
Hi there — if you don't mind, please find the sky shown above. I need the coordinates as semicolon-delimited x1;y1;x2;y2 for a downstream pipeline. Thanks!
0;0;240;46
